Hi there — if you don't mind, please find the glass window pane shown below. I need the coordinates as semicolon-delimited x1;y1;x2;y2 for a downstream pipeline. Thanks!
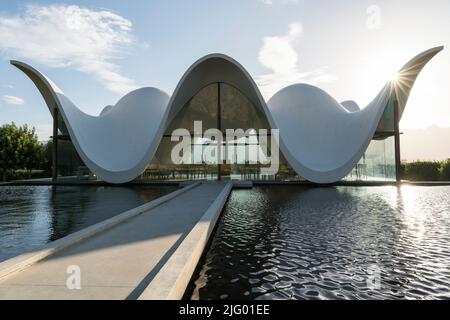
165;83;218;135
220;83;270;131
344;136;396;181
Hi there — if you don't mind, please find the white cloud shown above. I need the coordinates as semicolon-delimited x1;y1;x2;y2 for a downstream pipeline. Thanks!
0;4;138;95
255;23;337;99
3;95;25;105
258;23;302;73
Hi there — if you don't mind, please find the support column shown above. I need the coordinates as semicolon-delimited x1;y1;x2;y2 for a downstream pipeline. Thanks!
393;99;401;182
52;107;58;182
217;82;222;181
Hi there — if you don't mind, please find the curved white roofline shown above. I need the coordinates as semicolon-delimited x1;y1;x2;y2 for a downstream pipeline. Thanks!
11;46;443;183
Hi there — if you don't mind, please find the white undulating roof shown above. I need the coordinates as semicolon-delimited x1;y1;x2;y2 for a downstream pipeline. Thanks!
10;46;443;183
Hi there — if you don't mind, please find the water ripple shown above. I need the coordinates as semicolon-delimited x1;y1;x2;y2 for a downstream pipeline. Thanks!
190;186;450;300
0;185;176;261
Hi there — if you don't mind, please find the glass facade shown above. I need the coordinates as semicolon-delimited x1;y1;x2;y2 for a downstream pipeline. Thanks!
164;83;218;134
56;138;85;177
53;115;94;180
343;137;396;181
139;82;284;181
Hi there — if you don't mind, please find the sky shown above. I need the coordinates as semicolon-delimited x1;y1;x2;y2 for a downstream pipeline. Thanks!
0;0;449;157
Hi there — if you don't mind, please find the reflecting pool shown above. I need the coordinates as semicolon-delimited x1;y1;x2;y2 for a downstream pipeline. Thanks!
191;186;450;300
0;185;176;261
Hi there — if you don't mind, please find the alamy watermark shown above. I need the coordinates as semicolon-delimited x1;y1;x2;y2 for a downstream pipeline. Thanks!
170;121;280;175
366;264;381;290
66;265;81;290
366;5;382;30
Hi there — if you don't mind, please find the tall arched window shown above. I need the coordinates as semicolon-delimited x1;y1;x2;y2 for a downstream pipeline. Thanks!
139;82;297;181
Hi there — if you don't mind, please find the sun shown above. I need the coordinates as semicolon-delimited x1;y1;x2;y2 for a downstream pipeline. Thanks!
391;71;400;83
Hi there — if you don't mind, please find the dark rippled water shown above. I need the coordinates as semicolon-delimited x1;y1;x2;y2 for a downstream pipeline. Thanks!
191;186;450;300
0;185;176;261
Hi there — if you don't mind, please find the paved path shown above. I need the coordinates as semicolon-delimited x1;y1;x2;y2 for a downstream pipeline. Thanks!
0;182;229;299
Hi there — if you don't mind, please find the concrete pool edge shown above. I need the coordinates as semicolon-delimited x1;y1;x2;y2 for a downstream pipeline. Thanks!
2;179;450;188
138;181;233;300
0;182;201;281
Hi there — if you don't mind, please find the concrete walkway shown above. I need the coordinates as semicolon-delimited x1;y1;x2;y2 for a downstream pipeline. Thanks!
0;182;230;300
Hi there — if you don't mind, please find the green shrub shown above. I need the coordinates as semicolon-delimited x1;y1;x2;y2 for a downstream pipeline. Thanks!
403;161;441;181
440;159;450;181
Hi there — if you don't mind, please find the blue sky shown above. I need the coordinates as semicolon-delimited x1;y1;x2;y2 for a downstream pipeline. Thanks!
0;0;449;141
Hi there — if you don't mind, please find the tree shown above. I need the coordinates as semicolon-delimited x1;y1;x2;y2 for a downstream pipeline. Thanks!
0;123;19;180
0;123;44;181
440;159;450;181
